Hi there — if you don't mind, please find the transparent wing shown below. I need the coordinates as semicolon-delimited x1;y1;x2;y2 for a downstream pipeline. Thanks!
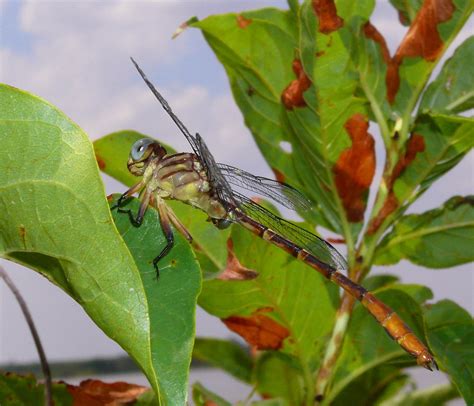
131;57;200;155
218;163;313;213
195;134;239;210
232;191;348;271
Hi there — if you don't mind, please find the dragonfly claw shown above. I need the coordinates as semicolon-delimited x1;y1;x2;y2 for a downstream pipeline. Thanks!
153;262;160;280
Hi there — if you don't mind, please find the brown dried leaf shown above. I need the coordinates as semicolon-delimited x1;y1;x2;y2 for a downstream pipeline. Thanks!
66;379;149;406
236;14;253;29
312;0;344;34
333;114;376;222
387;0;455;103
281;59;311;110
368;134;425;233
218;239;258;280
363;22;391;63
223;308;290;350
272;168;286;183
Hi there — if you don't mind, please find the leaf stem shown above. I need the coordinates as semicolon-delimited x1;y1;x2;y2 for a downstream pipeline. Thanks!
359;75;391;146
0;265;53;406
314;292;356;403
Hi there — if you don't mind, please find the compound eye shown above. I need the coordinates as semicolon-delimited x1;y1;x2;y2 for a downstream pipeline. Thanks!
130;138;155;161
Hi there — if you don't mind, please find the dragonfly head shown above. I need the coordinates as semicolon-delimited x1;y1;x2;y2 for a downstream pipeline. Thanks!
128;138;167;176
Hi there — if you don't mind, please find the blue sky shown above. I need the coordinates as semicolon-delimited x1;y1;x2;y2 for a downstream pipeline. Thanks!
0;1;472;396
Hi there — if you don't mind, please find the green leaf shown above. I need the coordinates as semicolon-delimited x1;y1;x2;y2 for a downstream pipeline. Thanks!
111;196;201;405
390;0;473;115
394;114;474;204
362;274;399;291
379;383;459;406
136;390;159;406
353;10;392;135
0;84;148;387
0;373;72;406
388;0;423;25
191;7;340;232
0;84;200;404
192;382;231;406
326;289;427;404
387;284;433;304
198;225;338;398
253;352;304;405
425;300;474;404
192;338;253;383
375;195;474;268
289;0;375;233
331;365;409;406
94;130;230;272
420;36;474;114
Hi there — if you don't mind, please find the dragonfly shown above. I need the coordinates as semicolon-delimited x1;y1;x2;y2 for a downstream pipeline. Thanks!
114;57;437;371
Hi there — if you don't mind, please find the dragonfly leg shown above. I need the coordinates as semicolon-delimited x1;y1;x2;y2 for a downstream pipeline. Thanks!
119;189;151;227
167;206;193;243
153;197;175;278
111;181;145;211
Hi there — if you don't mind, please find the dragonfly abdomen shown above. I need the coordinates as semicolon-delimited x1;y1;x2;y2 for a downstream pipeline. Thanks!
235;210;436;370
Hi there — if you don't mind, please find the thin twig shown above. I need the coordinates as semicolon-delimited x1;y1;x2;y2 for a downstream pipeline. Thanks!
0;264;53;406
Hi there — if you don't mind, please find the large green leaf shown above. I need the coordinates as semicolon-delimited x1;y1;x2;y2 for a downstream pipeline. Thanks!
94;130;230;273
375;195;474;268
295;0;374;235
0;85;200;404
394;114;474;204
198;225;338;400
425;300;474;404
111;196;201;405
192;338;253;383
419;36;474;114
191;7;340;232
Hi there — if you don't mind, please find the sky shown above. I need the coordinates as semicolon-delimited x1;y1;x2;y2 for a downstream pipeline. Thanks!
0;0;472;397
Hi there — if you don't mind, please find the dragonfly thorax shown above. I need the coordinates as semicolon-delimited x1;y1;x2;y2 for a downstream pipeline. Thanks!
128;141;229;223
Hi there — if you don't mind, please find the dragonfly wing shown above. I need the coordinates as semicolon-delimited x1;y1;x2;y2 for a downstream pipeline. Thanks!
130;57;201;155
233;192;348;271
218;163;313;213
195;134;240;210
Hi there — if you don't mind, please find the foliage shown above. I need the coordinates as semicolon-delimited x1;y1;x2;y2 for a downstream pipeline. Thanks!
0;89;200;404
0;0;473;405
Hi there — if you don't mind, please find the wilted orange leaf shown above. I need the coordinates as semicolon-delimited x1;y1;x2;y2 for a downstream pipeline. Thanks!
333;114;375;222
66;379;149;405
363;22;391;63
386;0;455;103
368;134;425;233
218;239;258;280
223;309;289;350
312;0;344;33
281;59;311;110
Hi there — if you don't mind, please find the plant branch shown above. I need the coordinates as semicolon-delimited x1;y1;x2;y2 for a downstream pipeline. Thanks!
359;75;391;146
314;292;356;404
0;265;53;406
